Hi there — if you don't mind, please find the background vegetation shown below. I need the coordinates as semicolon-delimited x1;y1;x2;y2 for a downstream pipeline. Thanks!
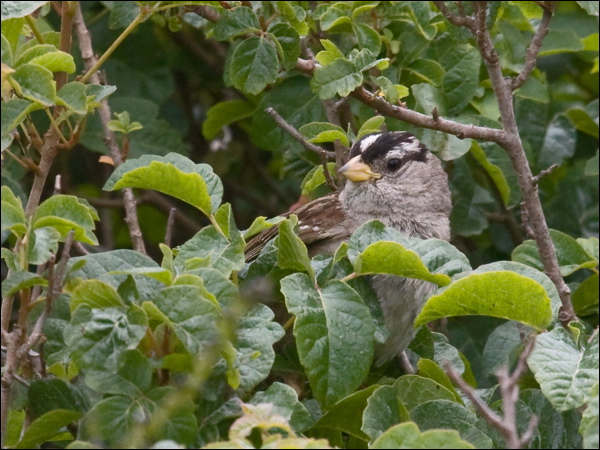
1;1;598;448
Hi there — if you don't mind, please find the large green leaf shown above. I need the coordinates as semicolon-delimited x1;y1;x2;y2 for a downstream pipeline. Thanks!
280;273;374;408
528;327;599;412
104;153;223;217
1;97;42;140
268;22;301;70
310;58;363;99
1;185;27;236
411;400;493;448
235;304;285;395
371;422;474;449
33;195;98;245
11;63;56;106
277;216;314;278
80;387;197;446
1;1;49;20
354;241;452;286
69;279;125;312
1;271;48;298
84;349;151;397
64;305;147;372
14;409;81;449
416;271;553;330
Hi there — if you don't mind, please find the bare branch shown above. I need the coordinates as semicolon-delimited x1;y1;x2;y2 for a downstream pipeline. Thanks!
510;4;555;90
319;148;338;191
432;1;475;29
445;337;539;449
73;4;147;255
264;107;335;159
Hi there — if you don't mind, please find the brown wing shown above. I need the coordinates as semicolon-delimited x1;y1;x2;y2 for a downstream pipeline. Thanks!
245;192;346;262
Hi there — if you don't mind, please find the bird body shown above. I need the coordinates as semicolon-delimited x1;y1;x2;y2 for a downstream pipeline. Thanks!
245;131;452;365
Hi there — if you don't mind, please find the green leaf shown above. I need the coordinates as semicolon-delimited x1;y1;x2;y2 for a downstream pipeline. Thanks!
111;267;173;286
371;422;475;449
312;385;379;441
174;225;244;278
202;100;255;140
230;37;279;95
64;305;147;371
310;58;362;99
354;241;452;286
315;39;344;66
441;44;481;115
1;185;27;236
416;271;552;330
572;273;599;316
250;382;313;433
482;321;533;377
470;141;510;205
243;216;285;240
405;59;445;87
85;349;151;397
281;273;374;408
33;195;98;245
277;216;314;278
142;285;220;355
512;229;598;276
106;111;142;134
419;128;471;161
566;100;599;138
357;116;386;139
213;7;260;40
528;327;599;412
27;378;88;417
108;1;139;29
537;114;577;169
417;358;464;402
235;304;285;395
27;226;61;265
1;97;41;139
69;279;125;313
1;1;48;20
274;2;308;36
319;4;352;30
26;49;75;73
15;409;81;449
411;400;492;448
371;76;409;105
362;376;458;441
1;271;48;298
81;387;197;446
268;22;301;70
580;382;599;449
353;23;381;54
299;122;349;147
104;153;223;217
56;81;88;115
300;163;337;196
11;63;56;106
539;30;584;55
67;250;162;302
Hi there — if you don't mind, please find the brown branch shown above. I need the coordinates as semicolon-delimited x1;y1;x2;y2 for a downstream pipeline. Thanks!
165;208;177;247
264;107;335;159
510;4;556;91
432;1;475;30
73;4;147;255
445;338;538;449
433;1;575;324
532;163;559;185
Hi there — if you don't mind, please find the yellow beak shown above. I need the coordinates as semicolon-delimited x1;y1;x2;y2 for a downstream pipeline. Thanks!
338;155;381;182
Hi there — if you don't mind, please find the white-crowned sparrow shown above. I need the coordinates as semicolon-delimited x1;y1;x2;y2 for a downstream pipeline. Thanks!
246;131;452;365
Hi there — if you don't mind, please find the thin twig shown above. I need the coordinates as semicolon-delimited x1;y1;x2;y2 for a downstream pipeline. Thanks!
319;149;337;191
445;337;538;449
73;4;147;255
165;208;176;247
532;163;559;185
510;4;556;90
264;107;336;159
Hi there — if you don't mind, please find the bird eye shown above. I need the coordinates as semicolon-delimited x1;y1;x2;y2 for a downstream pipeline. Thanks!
387;158;402;171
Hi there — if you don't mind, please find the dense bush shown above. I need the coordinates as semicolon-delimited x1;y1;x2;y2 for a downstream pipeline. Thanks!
1;1;598;448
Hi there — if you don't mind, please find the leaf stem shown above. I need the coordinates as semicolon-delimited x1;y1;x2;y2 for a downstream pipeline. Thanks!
25;15;46;44
79;11;147;84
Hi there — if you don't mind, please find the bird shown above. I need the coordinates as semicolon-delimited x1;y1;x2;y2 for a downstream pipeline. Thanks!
245;131;452;366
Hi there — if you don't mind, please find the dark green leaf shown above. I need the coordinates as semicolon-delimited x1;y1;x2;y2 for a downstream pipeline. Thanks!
15;409;81;449
310;58;362;99
230;37;279;95
250;382;313;433
281;273;374;408
371;422;475;449
202;100;255;140
268;22;300;70
213;7;260;40
2;271;48;298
